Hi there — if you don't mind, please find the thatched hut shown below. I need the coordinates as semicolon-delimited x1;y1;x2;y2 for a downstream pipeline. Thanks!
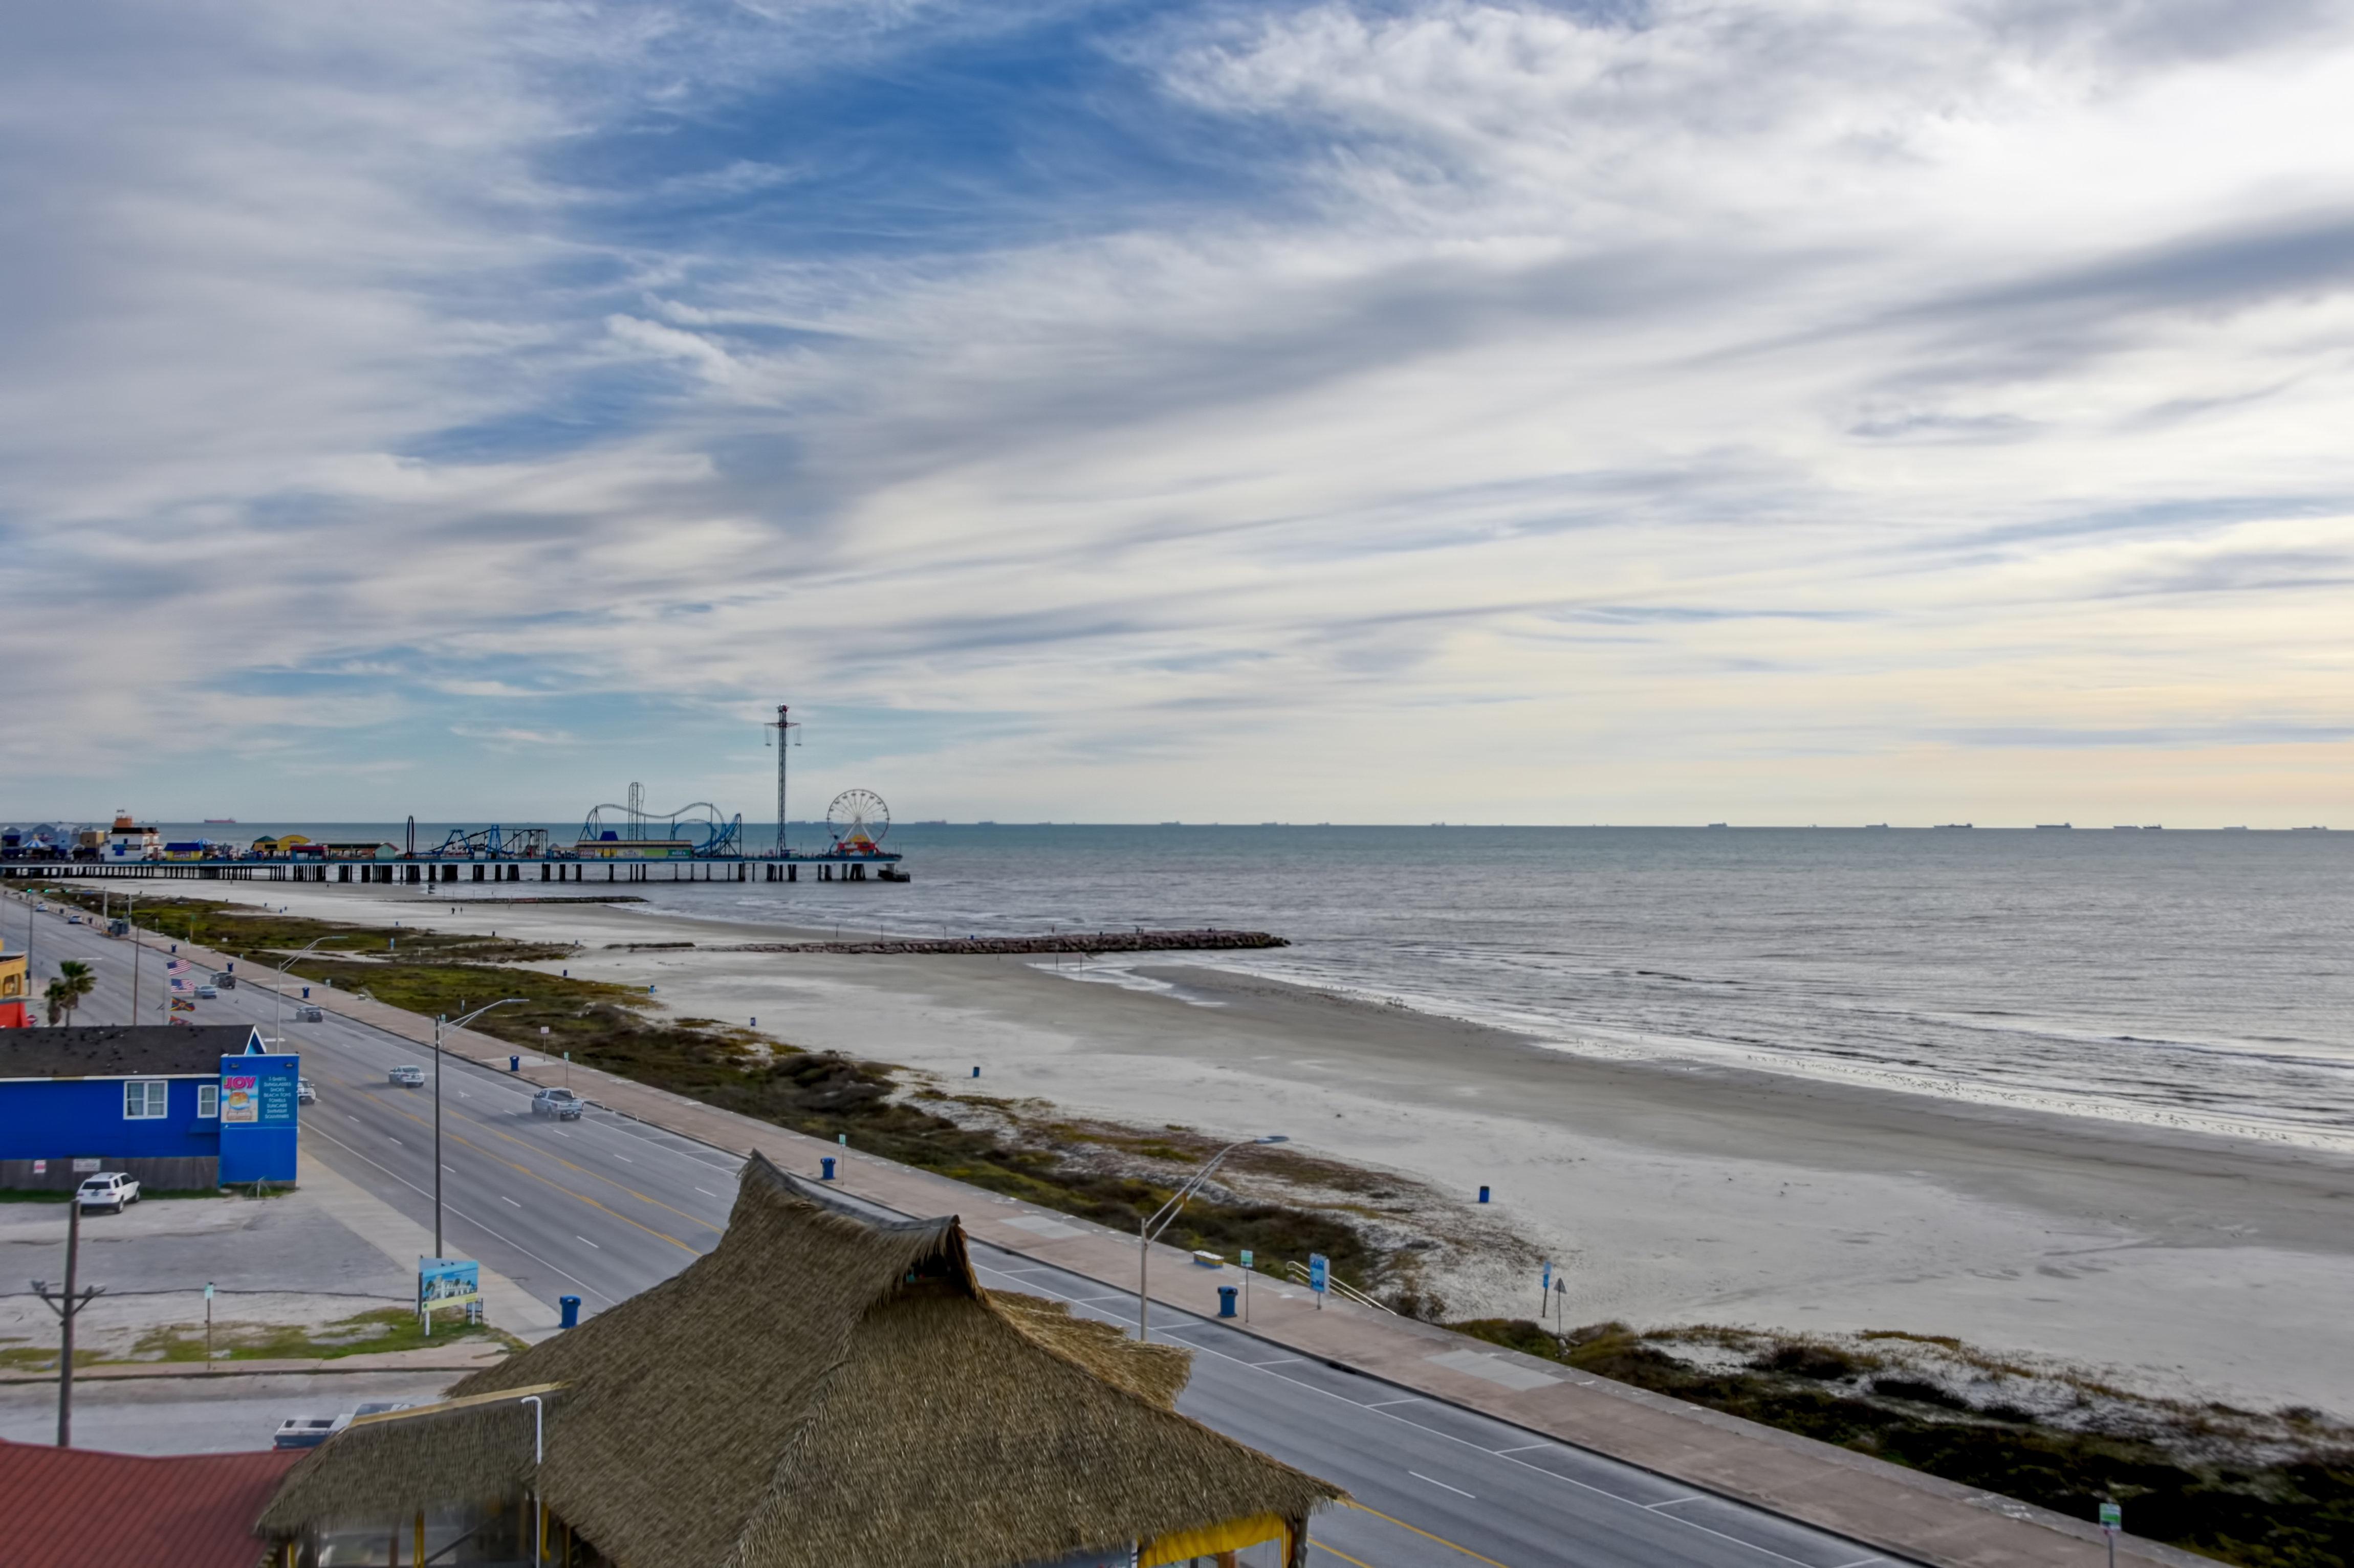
256;1155;1342;1566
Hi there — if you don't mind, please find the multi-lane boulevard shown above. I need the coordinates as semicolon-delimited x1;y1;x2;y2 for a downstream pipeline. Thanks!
12;893;1902;1568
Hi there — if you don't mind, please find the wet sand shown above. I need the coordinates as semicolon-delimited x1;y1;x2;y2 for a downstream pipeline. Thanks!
137;879;2354;1415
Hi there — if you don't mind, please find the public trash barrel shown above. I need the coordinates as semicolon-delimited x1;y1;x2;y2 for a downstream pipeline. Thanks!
509;1055;520;1072
559;1296;581;1330
1218;1286;1238;1319
301;987;311;1000
821;1156;837;1181
1478;1185;1491;1203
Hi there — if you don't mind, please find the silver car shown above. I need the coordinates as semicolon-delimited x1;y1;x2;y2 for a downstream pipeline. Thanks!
388;1065;426;1087
532;1086;584;1120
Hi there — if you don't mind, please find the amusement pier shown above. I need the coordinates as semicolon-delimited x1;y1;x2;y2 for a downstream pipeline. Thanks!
2;705;907;886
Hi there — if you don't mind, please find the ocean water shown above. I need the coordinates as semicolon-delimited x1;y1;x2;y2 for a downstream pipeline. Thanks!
124;824;2354;1147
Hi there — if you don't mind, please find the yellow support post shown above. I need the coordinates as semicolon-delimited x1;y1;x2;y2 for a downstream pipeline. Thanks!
415;1511;425;1566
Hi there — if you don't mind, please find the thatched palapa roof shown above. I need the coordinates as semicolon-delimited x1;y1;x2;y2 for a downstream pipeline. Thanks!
258;1155;1341;1567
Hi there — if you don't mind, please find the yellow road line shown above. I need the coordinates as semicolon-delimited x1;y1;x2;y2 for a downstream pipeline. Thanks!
1311;1540;1381;1568
1343;1501;1517;1568
380;1102;700;1255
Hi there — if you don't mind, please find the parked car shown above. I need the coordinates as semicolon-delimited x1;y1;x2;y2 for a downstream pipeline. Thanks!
296;1078;318;1104
272;1417;338;1451
388;1065;426;1087
531;1086;584;1120
295;1005;324;1023
76;1173;140;1212
193;983;219;999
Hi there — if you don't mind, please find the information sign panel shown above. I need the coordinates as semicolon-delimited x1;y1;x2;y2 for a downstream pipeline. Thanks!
419;1257;482;1313
1308;1253;1328;1294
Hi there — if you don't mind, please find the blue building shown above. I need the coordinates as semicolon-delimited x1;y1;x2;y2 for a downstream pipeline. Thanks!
0;1025;298;1191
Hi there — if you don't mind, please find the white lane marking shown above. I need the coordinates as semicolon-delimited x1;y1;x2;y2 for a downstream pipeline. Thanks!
1410;1471;1475;1499
1491;1443;1553;1455
1251;1357;1305;1367
1648;1498;1704;1510
1366;1397;1425;1409
388;1137;403;1145
694;1187;720;1197
443;1165;458;1175
551;1129;571;1138
346;1116;360;1123
962;1252;1852;1568
576;1235;600;1249
1828;1558;1883;1568
502;1197;522;1207
307;1127;611;1305
611;1154;631;1163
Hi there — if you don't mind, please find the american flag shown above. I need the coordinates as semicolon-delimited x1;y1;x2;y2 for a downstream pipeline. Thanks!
170;976;190;992
166;959;188;975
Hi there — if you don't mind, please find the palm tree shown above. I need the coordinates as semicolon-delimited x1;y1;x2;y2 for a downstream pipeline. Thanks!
49;960;95;1026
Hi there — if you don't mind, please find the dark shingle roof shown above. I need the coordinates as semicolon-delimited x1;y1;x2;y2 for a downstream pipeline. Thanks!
0;1025;263;1079
0;1438;302;1568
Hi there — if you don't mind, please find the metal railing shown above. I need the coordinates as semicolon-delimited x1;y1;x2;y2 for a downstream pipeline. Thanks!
1284;1260;1394;1314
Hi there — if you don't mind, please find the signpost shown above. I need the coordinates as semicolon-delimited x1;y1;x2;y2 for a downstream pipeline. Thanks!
1308;1252;1328;1310
1540;1260;1552;1317
418;1257;482;1337
2099;1501;2121;1568
1239;1250;1254;1323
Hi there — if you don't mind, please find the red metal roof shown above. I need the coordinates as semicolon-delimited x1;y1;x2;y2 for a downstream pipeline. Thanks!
0;1438;301;1568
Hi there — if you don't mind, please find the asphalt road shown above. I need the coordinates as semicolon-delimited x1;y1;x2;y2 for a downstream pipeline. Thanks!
15;894;1903;1568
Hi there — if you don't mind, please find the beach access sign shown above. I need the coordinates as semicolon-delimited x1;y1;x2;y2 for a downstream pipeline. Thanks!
419;1257;482;1314
2100;1503;2122;1534
1309;1253;1329;1294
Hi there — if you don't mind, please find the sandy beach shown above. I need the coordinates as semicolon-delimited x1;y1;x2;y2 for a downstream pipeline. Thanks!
123;878;2354;1417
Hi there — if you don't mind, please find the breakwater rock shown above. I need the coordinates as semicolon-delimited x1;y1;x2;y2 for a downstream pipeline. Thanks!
602;929;1289;956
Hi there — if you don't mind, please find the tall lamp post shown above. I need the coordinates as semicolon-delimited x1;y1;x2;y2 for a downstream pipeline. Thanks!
434;999;525;1256
269;936;333;1044
1137;1135;1286;1342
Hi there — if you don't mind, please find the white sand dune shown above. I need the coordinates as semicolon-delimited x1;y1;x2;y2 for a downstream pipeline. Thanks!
162;880;2354;1416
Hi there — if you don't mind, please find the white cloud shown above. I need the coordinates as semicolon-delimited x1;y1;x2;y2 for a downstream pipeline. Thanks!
4;0;2352;822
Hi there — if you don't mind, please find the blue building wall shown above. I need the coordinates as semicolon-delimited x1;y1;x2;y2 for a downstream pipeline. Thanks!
218;1054;300;1184
0;1075;224;1161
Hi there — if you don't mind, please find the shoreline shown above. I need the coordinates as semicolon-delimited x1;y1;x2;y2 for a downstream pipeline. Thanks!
41;877;2354;1416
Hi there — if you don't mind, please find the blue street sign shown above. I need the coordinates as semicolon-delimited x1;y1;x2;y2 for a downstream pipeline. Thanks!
1308;1253;1329;1294
1542;1260;1552;1290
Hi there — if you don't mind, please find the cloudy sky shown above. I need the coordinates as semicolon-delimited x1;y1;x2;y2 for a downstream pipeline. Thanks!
6;0;2351;825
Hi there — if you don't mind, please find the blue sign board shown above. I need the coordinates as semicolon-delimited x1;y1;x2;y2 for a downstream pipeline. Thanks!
217;1053;299;1184
419;1257;482;1313
1542;1260;1552;1291
1308;1253;1328;1294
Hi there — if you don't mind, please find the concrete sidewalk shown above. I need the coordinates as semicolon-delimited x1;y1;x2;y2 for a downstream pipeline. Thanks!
0;1341;507;1385
141;910;2172;1568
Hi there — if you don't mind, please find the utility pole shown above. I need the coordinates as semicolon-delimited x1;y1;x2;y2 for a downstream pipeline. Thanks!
32;1197;105;1446
128;890;140;1023
763;704;800;857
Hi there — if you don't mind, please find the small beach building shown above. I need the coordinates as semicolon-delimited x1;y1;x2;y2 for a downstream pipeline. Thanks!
256;1154;1341;1568
0;943;26;1028
0;1025;297;1191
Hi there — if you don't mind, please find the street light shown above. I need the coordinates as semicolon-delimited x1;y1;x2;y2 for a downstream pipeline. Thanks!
1136;1135;1287;1342
434;998;525;1255
269;936;334;1045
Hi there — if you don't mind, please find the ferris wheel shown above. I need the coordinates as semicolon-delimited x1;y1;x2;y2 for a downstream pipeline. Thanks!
826;789;889;854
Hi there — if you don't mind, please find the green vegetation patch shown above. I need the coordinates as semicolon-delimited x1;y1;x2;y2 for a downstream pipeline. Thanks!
1449;1319;2354;1568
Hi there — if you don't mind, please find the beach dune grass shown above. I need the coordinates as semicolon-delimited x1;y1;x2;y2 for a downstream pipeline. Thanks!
77;892;1392;1290
1451;1319;2354;1568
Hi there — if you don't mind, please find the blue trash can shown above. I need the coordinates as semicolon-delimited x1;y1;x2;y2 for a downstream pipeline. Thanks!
821;1156;837;1181
1218;1286;1238;1319
301;987;311;1000
509;1055;520;1072
1478;1185;1491;1204
559;1295;581;1329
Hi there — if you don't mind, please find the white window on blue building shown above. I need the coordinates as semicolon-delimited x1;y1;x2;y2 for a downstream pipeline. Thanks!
198;1083;219;1119
124;1080;168;1119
